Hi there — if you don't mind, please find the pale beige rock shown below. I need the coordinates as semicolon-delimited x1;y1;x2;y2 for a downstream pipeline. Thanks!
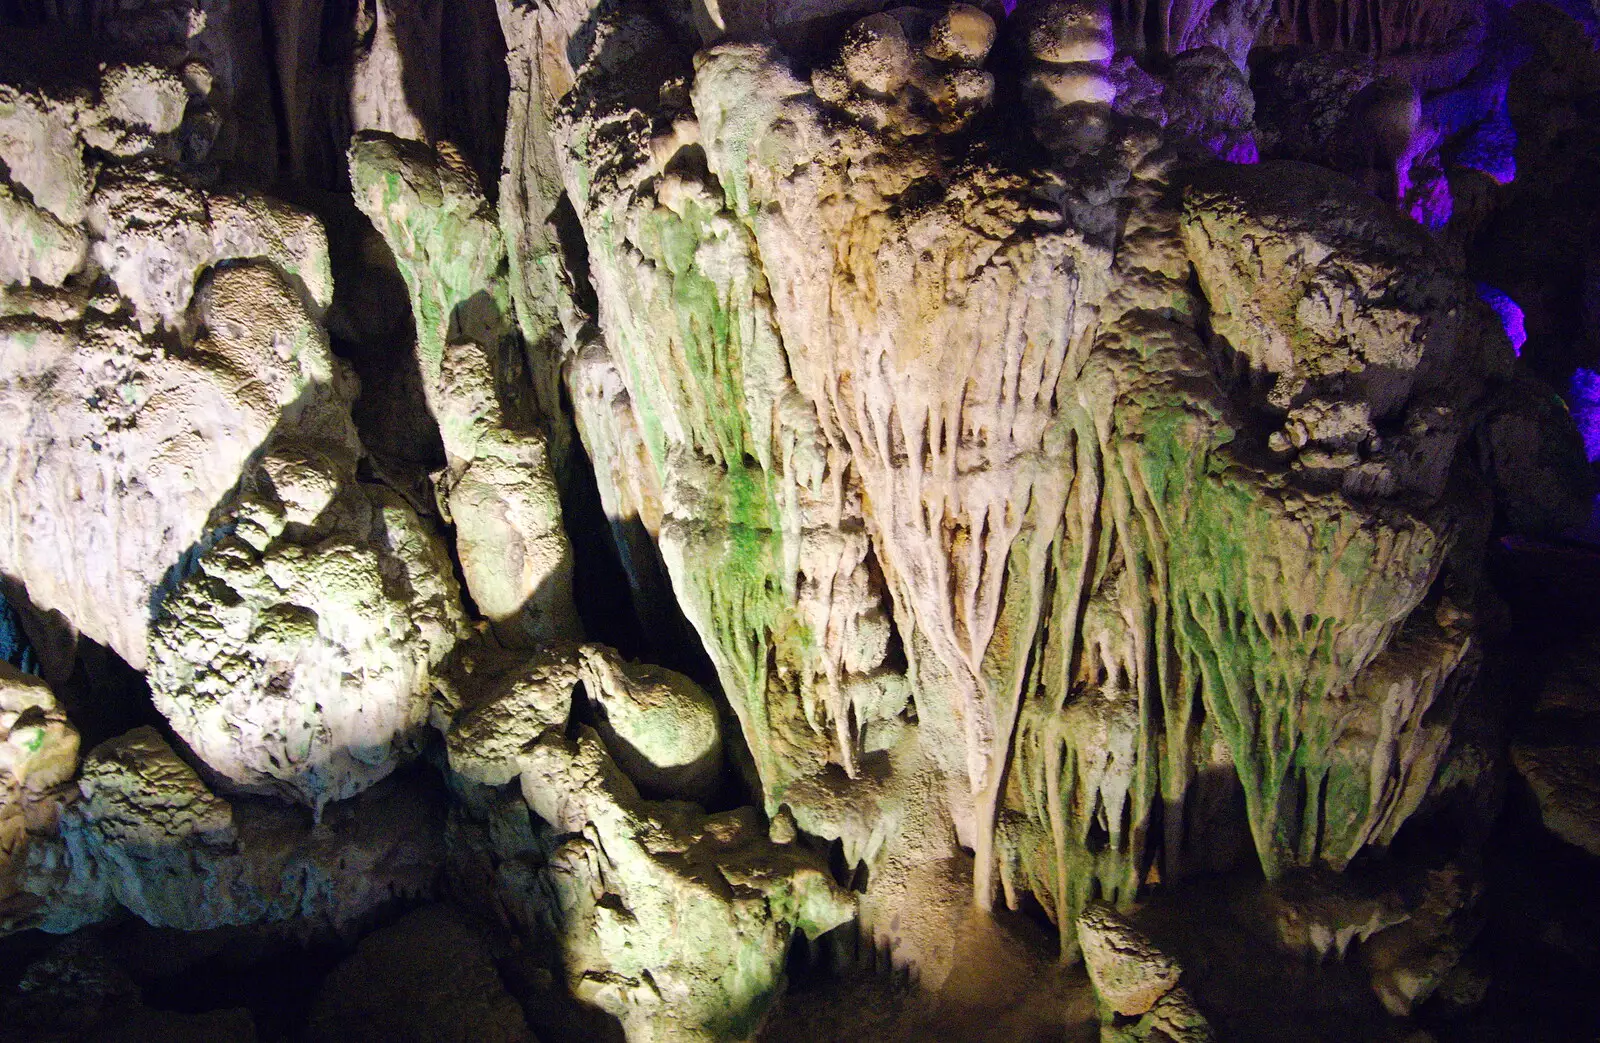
87;167;333;333
0;184;88;288
446;646;582;787
139;258;464;809
578;644;723;803
19;727;446;934
1361;863;1482;1016
1076;902;1183;1018
1023;0;1115;63
0;665;78;905
518;727;854;1043
926;5;996;65
0;84;91;225
99;63;191;136
350;132;578;648
0;259;334;673
538;11;1508;961
148;472;466;810
0;665;78;797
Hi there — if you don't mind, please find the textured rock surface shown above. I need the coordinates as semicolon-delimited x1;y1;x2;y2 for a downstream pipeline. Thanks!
519;726;853;1041
1078;901;1214;1041
0;0;1590;1039
350;131;578;648
4;935;260;1043
0;665;78;906
8;726;445;936
445;644;583;788
143;265;466;809
578;643;723;802
539;3;1509;967
0;204;333;672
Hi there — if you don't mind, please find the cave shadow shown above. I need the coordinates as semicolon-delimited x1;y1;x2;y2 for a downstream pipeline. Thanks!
384;0;508;194
0;576;160;752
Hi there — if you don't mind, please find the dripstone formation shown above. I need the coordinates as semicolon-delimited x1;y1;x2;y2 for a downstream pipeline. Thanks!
0;0;1594;1040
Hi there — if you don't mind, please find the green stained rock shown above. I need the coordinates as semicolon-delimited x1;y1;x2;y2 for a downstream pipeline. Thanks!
350;131;578;647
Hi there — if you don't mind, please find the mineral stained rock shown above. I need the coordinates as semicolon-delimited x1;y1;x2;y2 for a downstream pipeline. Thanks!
518;726;854;1042
0;0;1590;1039
16;726;445;935
350;131;579;648
538;1;1508;961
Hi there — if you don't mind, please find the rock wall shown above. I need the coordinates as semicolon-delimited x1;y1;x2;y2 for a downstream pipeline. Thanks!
0;0;1593;1039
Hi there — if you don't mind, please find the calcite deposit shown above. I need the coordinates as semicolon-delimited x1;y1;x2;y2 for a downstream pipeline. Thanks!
0;0;1593;1038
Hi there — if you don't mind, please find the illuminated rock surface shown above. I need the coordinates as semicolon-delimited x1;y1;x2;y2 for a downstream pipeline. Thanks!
0;0;1592;1039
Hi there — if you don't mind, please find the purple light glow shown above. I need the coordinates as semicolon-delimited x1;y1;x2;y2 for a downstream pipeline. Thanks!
1571;368;1600;463
1476;283;1527;355
1408;176;1454;229
1225;136;1260;164
1456;110;1517;186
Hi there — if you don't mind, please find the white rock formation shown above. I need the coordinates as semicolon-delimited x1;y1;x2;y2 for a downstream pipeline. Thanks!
518;726;853;1042
350;131;578;647
578;643;722;803
13;725;445;935
446;641;721;802
145;293;466;809
0;60;336;672
0;666;78;905
529;2;1512;963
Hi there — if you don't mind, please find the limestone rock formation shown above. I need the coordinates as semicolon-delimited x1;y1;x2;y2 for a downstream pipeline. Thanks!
0;666;79;905
140;256;465;811
350;131;578;648
444;641;721;801
1512;628;1600;857
578;643;723;802
518;726;854;1042
0;195;334;673
445;644;583;788
537;3;1508;967
0;0;1590;1039
7;726;444;936
4;935;260;1043
1077;902;1215;1042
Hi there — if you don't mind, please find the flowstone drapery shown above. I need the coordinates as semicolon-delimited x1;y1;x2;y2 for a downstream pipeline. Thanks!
534;0;1509;953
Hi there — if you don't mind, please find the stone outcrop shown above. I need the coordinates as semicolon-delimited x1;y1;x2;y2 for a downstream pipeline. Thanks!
518;726;853;1042
1077;902;1215;1042
146;434;466;810
6;725;444;937
4;935;259;1043
0;665;79;904
0;0;1590;1039
444;640;721;801
350;131;578;648
532;3;1510;966
0;180;334;672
